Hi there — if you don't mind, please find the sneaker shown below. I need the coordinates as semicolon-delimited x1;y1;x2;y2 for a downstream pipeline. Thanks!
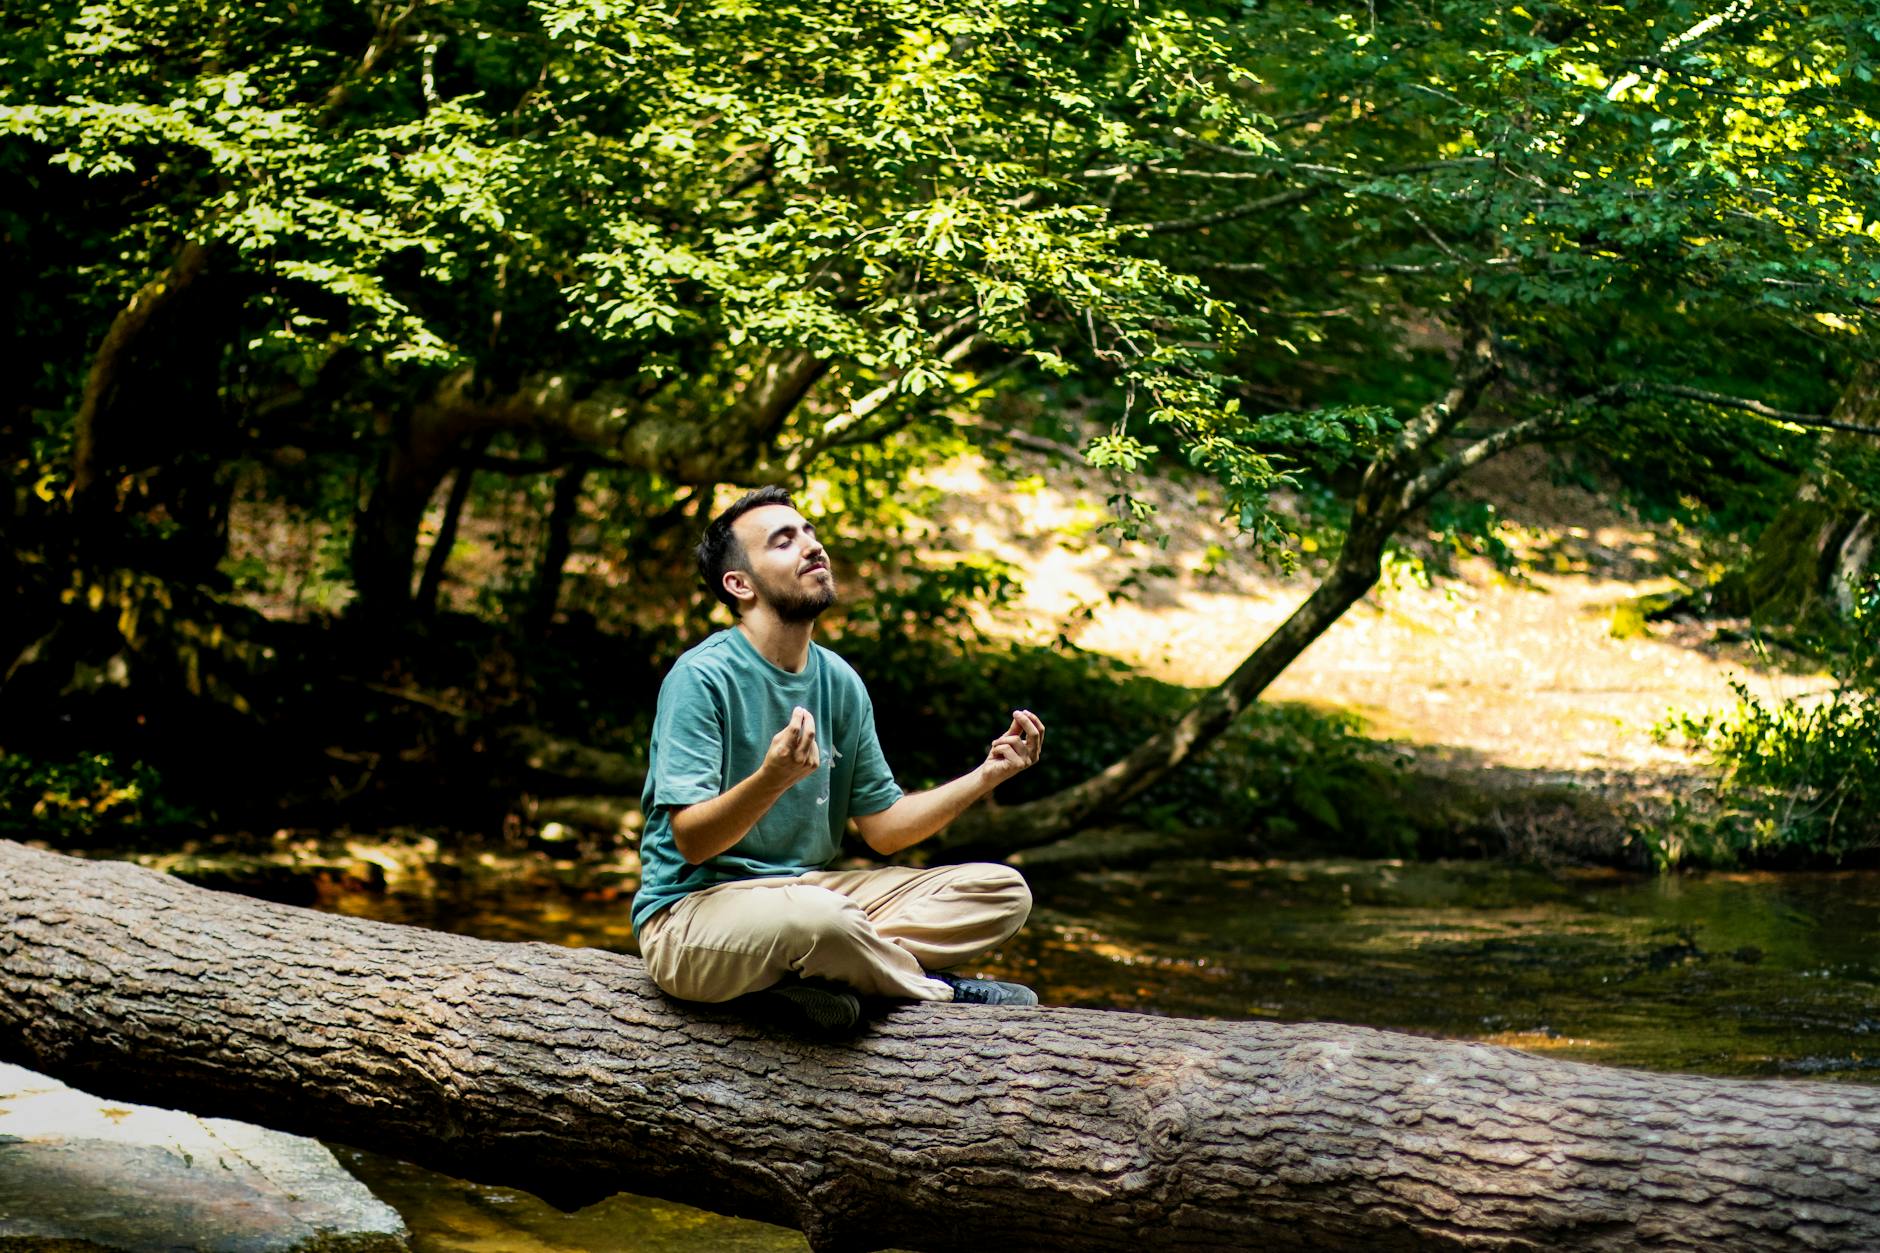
931;971;1039;1007
739;979;863;1036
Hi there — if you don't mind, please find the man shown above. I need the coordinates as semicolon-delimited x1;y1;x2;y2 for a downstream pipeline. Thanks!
632;485;1043;1034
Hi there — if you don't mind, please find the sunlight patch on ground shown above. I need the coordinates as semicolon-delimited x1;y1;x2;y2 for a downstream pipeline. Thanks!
922;440;1822;780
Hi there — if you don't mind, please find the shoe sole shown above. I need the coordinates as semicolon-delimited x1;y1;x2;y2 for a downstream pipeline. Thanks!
752;984;863;1035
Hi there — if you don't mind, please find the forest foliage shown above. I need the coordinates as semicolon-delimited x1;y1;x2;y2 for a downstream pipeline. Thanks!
4;0;1879;857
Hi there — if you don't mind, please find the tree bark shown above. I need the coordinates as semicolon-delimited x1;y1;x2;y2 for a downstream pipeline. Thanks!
4;841;1878;1253
69;241;214;517
414;436;488;620
525;463;588;642
1708;362;1880;625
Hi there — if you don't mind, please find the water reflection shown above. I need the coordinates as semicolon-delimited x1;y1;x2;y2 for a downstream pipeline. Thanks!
1004;859;1880;1079
324;855;1880;1249
330;1147;805;1253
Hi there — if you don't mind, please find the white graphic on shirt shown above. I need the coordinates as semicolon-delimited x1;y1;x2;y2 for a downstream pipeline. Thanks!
816;733;833;806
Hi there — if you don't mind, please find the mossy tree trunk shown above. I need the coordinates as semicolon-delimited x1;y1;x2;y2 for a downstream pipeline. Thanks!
1711;361;1880;624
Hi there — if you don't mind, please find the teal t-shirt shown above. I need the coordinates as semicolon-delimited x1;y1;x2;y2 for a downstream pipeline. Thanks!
630;628;903;933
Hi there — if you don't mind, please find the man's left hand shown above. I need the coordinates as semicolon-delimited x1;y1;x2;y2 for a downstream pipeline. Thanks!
979;709;1045;786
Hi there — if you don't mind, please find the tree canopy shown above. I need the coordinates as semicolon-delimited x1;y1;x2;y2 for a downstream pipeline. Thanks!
4;0;1879;844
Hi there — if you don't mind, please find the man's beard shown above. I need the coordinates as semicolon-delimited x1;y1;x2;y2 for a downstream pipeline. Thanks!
754;567;836;623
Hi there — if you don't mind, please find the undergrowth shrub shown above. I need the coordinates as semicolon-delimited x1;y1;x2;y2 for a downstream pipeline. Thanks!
839;632;1399;852
0;751;199;843
1650;583;1880;868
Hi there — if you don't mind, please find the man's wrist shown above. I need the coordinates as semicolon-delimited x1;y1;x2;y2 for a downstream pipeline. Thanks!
752;759;801;795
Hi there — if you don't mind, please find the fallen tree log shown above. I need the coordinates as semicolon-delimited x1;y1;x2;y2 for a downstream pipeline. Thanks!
2;840;1878;1253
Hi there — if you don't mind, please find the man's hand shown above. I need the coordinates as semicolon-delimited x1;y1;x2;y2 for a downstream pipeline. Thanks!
760;705;821;787
978;709;1045;787
671;705;820;865
852;708;1046;855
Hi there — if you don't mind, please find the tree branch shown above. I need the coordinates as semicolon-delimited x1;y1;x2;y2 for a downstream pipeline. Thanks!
69;241;214;513
1625;382;1862;435
1138;184;1335;235
770;331;991;475
322;0;427;119
1398;402;1600;516
1392;328;1498;458
953;416;1085;459
1396;371;1863;517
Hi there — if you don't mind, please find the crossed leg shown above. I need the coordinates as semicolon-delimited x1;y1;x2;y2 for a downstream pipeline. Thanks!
637;862;1033;1003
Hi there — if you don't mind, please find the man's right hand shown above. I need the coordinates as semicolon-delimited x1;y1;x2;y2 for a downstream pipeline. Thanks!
760;705;821;787
671;706;820;864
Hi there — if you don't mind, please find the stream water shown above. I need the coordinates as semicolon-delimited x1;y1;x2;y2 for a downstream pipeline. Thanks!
324;856;1880;1252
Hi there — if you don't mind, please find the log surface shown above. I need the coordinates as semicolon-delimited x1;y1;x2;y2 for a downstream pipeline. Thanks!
3;840;1878;1252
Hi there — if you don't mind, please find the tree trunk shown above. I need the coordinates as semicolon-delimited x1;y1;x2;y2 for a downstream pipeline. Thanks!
69;241;214;517
351;418;459;627
414;436;489;620
941;543;1387;859
939;337;1504;857
525;463;588;642
5;841;1877;1253
1709;361;1880;624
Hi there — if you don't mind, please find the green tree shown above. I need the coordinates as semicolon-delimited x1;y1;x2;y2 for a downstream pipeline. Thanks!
3;0;1272;616
944;0;1880;854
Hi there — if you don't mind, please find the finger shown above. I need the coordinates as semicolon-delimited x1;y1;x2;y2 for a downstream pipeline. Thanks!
988;733;1024;754
1020;711;1045;759
988;744;1018;767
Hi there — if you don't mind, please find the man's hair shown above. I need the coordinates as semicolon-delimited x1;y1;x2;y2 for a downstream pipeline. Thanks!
697;485;796;613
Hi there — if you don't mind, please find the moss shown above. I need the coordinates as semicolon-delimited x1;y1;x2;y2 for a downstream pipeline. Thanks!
1710;498;1843;624
1610;588;1687;640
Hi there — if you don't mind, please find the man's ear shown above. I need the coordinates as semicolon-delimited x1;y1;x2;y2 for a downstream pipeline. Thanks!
722;569;755;608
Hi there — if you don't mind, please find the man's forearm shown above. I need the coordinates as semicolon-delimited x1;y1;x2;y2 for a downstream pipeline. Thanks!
669;767;794;865
856;766;998;856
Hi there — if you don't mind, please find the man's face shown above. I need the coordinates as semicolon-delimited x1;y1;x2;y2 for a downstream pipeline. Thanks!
727;504;836;622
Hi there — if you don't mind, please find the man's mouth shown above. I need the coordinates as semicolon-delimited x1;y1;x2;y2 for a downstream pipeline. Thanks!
802;561;829;575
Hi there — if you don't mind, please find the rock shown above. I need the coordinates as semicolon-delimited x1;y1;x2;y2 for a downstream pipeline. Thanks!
0;1063;407;1252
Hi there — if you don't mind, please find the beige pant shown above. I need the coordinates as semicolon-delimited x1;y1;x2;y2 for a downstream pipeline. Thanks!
638;862;1032;1003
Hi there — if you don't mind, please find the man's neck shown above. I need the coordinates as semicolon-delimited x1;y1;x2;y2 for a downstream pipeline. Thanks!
736;613;815;674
